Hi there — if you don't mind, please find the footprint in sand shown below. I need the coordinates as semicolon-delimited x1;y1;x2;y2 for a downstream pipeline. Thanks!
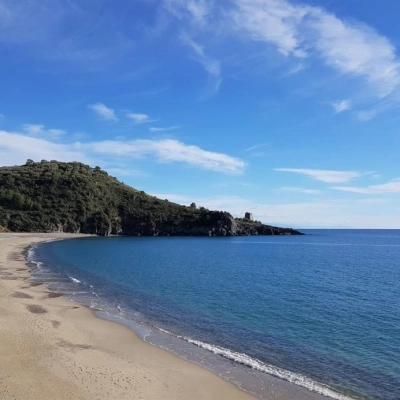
47;292;64;298
12;291;33;299
26;304;48;314
51;320;61;328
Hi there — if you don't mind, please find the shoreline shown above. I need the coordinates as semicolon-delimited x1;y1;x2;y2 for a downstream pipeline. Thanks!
0;233;256;400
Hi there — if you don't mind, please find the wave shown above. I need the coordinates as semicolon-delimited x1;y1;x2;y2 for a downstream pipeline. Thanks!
153;328;354;400
68;276;81;284
27;245;37;261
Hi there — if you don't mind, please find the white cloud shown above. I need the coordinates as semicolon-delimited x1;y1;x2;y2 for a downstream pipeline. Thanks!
333;179;400;194
167;0;400;105
231;0;307;58
47;128;67;137
275;168;361;183
331;99;351;113
89;103;118;121
180;35;222;94
230;0;400;97
22;124;66;137
0;130;245;174
356;110;377;121
0;130;87;166
309;8;400;97
89;138;245;173
279;187;321;194
23;124;44;135
127;113;154;124
182;35;221;76
165;0;211;26
245;142;270;152
149;125;181;133
165;2;222;94
106;168;148;178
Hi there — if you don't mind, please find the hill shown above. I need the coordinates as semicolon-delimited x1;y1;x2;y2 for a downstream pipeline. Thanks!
0;160;302;236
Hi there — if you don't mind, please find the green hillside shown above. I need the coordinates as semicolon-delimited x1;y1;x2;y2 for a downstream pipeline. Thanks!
0;160;302;236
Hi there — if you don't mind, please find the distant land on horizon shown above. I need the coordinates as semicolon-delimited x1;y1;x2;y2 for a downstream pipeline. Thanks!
0;160;302;237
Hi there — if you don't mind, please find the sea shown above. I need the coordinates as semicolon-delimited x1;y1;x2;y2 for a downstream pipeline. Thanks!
28;230;400;400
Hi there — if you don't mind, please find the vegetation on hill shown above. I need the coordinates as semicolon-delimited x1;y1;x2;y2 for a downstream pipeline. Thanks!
0;160;302;236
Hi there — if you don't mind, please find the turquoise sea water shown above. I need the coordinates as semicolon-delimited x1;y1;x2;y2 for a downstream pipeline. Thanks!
29;230;400;399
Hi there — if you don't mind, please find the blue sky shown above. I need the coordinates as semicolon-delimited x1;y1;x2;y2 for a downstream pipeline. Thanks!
0;0;399;228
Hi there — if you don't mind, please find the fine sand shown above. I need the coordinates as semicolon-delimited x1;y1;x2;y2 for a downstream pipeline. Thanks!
0;233;256;400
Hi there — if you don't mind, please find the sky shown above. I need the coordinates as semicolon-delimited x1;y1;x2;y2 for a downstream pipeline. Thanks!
0;0;399;229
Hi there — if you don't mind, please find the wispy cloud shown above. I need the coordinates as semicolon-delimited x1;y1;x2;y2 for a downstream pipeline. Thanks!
22;124;66;137
331;99;351;113
333;179;400;194
0;130;245;174
275;168;361;183
309;8;400;97
229;0;400;97
165;0;400;110
89;103;118;121
127;113;156;124
356;110;377;121
106;167;149;178
231;0;307;58
0;113;4;120
164;0;211;26
182;35;221;76
279;187;321;194
149;125;181;133
90;138;245;173
181;35;222;93
245;143;270;152
0;130;87;166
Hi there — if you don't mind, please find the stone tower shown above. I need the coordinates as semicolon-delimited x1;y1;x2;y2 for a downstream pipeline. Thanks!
245;212;253;221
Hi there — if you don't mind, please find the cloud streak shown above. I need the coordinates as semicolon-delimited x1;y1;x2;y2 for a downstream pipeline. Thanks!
331;99;351;113
127;113;155;124
89;103;118;121
275;168;361;183
22;124;66;137
164;0;211;26
279;187;321;194
90;138;245;173
149;125;181;133
0;130;245;174
333;179;400;194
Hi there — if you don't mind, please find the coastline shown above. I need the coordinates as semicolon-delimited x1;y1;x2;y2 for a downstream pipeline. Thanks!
0;233;256;400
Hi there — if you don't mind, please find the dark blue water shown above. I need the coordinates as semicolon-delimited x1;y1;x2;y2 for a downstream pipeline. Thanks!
29;230;400;400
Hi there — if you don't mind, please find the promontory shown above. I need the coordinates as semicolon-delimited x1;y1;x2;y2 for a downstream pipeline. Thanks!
0;160;302;236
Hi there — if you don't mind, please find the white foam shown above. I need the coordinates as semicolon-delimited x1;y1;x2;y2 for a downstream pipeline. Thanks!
69;276;81;284
171;334;354;400
27;245;37;261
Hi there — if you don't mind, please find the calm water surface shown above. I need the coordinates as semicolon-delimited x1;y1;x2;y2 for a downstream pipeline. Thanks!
30;230;400;400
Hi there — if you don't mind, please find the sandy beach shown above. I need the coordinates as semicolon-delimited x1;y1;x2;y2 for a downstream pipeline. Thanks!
0;233;256;400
